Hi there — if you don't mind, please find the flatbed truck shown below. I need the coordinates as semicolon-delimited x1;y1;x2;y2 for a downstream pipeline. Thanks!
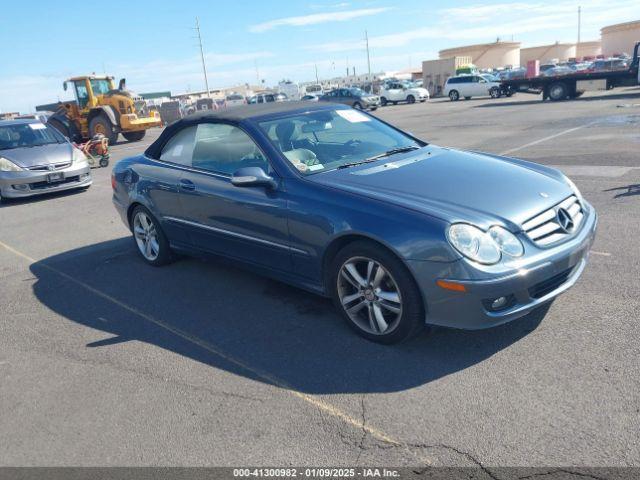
500;42;639;101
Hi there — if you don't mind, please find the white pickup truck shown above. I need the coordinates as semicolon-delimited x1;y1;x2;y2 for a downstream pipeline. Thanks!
379;81;429;106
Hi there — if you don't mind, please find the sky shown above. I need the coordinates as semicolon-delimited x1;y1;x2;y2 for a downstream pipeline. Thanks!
0;0;637;112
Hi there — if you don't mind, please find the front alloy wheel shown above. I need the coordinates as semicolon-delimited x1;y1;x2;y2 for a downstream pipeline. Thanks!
331;241;425;344
338;257;403;336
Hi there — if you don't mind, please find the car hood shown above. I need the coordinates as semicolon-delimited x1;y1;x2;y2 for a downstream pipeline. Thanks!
0;142;73;168
310;146;573;230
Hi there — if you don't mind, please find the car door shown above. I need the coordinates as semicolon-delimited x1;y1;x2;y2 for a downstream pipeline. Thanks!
389;83;402;101
172;122;292;272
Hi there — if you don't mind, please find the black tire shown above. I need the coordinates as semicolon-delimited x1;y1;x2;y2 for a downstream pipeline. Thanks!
548;81;568;101
449;90;459;101
490;87;500;98
329;240;426;344
129;205;173;267
353;102;363;110
99;157;110;168
122;130;146;142
406;95;415;104
380;97;388;106
89;114;118;145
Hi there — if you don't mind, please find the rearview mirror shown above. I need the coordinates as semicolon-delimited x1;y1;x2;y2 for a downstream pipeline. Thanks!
231;167;276;189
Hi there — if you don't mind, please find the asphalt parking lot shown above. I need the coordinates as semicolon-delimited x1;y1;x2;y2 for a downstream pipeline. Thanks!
1;88;639;467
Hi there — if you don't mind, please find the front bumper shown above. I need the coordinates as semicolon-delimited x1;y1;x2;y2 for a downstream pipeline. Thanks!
408;205;598;330
0;161;92;199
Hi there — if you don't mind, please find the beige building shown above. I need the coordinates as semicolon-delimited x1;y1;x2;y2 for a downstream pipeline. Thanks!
439;41;521;69
422;56;472;97
601;20;640;56
520;42;577;65
576;40;602;59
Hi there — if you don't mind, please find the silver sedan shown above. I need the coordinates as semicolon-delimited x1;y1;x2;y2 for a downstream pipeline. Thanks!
0;119;91;201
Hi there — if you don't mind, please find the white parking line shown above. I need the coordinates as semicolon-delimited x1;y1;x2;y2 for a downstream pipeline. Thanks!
591;251;612;257
499;122;596;156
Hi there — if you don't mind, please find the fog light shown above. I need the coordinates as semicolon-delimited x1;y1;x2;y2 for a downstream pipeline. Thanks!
12;184;29;191
491;296;508;309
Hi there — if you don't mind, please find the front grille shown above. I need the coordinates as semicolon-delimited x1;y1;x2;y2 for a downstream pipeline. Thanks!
528;267;574;299
522;195;584;246
28;161;71;171
30;175;80;190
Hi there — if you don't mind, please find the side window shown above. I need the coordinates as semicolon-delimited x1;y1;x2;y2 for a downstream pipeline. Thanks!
191;123;269;175
159;126;197;166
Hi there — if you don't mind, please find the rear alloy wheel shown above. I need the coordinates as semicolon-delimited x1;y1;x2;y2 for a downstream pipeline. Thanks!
548;82;568;101
89;114;119;145
490;87;501;98
406;95;416;104
331;241;425;344
449;90;459;101
122;130;146;142
131;206;173;266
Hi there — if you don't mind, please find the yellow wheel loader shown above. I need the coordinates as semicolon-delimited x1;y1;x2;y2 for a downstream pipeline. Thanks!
37;75;162;144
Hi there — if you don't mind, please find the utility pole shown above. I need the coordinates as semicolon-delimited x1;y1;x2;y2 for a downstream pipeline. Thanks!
577;6;581;45
314;63;319;84
365;30;371;80
195;17;211;98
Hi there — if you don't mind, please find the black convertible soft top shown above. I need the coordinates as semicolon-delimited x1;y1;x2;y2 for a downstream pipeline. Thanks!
145;101;340;159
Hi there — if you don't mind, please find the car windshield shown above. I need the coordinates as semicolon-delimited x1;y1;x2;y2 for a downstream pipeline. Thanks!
481;74;498;82
0;123;65;150
258;108;424;175
349;88;366;96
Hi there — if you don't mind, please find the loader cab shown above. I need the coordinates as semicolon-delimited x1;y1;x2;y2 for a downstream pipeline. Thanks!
63;76;115;110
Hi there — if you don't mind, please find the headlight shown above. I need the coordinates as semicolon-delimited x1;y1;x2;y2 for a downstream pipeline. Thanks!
448;224;501;265
448;223;524;264
0;156;23;172
488;226;524;257
72;147;87;164
564;175;582;201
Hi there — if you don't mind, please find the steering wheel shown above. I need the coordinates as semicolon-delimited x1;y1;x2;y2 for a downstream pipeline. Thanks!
345;139;362;148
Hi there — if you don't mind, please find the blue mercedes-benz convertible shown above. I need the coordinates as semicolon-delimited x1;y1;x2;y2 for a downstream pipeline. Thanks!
112;102;596;344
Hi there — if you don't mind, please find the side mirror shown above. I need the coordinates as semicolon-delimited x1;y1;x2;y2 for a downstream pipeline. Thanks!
231;167;276;189
118;78;126;90
63;81;68;91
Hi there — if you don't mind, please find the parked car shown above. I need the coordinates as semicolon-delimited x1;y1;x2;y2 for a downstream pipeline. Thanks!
589;58;629;72
112;102;597;344
540;66;574;77
319;87;380;110
0;119;91;201
303;84;324;96
225;93;247;108
248;92;288;104
379;81;429;106
444;75;502;101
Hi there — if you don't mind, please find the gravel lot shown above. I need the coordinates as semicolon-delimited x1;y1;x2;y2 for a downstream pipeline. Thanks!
1;88;639;467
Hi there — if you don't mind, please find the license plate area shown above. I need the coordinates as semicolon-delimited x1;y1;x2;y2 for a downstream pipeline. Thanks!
47;172;64;183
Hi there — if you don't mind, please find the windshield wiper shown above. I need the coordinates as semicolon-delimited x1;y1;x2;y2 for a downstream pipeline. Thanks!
337;145;420;169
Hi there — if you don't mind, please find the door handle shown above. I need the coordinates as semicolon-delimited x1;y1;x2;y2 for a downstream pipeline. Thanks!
179;179;196;191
